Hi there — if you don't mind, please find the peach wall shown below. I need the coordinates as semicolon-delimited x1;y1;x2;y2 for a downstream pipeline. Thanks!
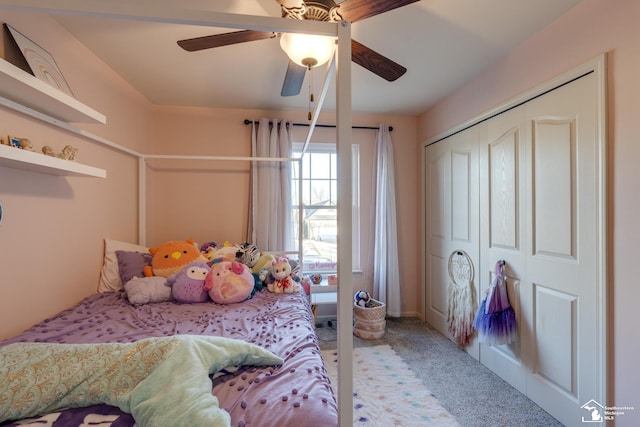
418;0;639;422
0;11;155;340
150;107;420;316
149;107;253;246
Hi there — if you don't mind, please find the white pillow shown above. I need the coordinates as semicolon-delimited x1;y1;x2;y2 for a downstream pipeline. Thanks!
98;238;148;293
124;276;172;305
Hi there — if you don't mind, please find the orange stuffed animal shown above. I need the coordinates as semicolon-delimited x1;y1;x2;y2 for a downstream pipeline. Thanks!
143;238;208;278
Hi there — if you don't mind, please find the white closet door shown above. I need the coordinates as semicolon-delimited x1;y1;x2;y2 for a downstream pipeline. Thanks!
424;126;480;359
478;72;604;425
424;137;451;334
478;106;528;393
425;61;605;426
522;72;602;425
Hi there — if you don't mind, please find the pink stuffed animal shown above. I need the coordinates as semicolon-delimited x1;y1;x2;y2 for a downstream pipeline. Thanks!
204;260;254;304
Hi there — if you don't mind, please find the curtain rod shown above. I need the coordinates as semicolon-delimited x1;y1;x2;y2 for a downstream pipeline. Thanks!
243;119;392;132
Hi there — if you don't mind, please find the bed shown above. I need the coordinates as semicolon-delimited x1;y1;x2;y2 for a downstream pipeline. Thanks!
0;241;338;427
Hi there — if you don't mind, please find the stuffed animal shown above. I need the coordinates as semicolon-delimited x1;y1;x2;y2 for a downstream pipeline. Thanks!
57;144;78;161
354;290;371;307
236;242;261;268
288;259;301;282
267;257;299;294
42;145;55;157
200;241;218;261
143;238;208;278
204;260;254;304
251;253;276;275
18;138;34;151
206;241;242;263
249;253;276;287
166;261;210;303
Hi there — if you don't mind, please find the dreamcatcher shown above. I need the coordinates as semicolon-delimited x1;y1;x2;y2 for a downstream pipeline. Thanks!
447;250;476;347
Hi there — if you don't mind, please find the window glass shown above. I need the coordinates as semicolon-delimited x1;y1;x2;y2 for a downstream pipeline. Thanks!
291;142;359;274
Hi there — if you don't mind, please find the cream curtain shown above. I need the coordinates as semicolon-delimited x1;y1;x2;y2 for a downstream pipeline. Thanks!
373;123;401;316
248;118;292;252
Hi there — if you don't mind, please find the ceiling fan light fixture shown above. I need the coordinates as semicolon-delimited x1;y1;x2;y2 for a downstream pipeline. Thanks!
280;32;335;68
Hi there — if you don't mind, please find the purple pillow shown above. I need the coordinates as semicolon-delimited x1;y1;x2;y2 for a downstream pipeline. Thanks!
116;250;152;284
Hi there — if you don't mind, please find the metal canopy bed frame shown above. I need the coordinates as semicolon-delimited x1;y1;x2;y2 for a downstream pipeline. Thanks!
0;1;354;425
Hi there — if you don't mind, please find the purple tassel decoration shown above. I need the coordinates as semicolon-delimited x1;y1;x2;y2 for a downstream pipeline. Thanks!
473;260;517;345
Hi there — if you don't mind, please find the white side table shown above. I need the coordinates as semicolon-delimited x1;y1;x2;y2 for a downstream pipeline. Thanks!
310;282;337;325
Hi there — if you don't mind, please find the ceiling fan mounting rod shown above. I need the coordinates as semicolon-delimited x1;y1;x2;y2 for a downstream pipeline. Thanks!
281;4;307;20
282;0;342;23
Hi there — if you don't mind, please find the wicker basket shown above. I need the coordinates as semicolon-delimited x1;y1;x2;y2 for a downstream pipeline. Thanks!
353;299;386;339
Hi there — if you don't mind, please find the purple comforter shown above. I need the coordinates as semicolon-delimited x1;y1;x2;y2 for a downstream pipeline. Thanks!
1;290;338;427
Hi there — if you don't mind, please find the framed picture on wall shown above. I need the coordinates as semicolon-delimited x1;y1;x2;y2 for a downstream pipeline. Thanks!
4;23;74;97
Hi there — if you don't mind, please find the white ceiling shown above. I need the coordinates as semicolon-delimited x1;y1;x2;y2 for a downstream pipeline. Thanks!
51;0;583;116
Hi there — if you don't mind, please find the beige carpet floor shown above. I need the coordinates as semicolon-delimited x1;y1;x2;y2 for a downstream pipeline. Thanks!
322;345;460;426
316;317;564;427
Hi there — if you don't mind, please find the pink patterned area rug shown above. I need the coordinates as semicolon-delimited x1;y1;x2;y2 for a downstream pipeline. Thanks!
322;345;460;426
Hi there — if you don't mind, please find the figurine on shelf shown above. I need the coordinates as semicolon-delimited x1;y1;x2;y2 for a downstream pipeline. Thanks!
0;136;9;146
57;145;78;161
7;135;20;148
18;138;34;151
42;146;55;157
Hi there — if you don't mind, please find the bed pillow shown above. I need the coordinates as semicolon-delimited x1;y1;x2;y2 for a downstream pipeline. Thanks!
117;250;153;284
124;276;173;305
98;238;149;293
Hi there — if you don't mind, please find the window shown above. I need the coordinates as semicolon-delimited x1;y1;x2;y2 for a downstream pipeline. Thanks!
290;142;360;273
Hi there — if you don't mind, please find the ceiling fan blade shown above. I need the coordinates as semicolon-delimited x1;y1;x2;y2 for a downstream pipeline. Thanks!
351;39;406;82
178;30;275;52
281;60;307;96
337;0;420;22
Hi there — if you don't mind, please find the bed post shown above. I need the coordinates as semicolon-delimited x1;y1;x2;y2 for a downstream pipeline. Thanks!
335;19;353;427
138;157;146;246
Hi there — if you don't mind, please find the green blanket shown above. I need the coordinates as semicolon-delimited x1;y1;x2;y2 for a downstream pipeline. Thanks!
0;335;283;426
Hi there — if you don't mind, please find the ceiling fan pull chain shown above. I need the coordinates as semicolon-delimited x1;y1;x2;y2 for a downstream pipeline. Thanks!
308;65;314;120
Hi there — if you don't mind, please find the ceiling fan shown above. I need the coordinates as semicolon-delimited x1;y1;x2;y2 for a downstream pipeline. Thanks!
177;0;419;96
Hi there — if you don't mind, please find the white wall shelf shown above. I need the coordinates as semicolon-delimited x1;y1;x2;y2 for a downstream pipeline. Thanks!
0;58;106;124
0;57;107;177
0;143;106;178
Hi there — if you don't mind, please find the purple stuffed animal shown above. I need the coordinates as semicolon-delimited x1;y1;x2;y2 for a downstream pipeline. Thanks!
166;261;211;303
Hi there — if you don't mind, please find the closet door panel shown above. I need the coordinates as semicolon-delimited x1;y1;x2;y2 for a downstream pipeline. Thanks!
451;151;471;242
532;119;575;258
533;285;576;394
429;151;448;241
428;254;448;318
489;127;520;250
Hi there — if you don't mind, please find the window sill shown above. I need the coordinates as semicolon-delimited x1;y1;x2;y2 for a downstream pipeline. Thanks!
308;270;362;294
